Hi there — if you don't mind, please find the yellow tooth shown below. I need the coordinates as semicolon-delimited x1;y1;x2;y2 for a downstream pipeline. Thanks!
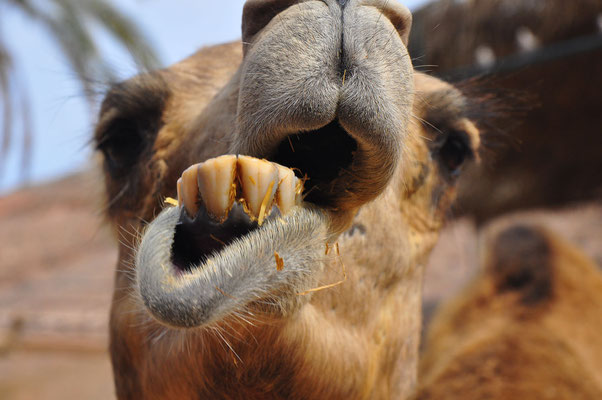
180;164;200;217
237;155;279;223
274;164;302;215
176;177;183;205
197;155;237;221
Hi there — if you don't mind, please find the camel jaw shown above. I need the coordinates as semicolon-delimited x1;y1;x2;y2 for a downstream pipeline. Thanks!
136;203;328;329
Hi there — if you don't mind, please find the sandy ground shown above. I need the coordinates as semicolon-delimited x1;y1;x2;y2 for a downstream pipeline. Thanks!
0;350;113;400
1;171;600;399
0;172;116;399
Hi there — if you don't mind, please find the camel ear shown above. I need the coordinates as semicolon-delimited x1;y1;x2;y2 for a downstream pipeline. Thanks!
242;0;297;49
362;0;412;45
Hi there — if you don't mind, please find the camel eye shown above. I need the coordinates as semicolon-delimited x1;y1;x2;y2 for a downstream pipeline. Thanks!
95;76;168;180
433;129;473;178
97;118;146;178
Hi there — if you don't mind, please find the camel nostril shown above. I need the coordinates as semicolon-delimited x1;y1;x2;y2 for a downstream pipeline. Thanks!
360;0;412;45
242;0;298;47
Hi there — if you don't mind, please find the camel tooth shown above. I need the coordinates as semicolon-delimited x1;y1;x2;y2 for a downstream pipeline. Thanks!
176;177;183;205
197;155;237;221
180;164;200;218
274;164;302;215
237;155;279;224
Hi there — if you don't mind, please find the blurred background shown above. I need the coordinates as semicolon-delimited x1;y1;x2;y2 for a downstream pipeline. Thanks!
1;0;601;398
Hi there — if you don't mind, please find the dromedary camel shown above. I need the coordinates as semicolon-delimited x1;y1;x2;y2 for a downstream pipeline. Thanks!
95;1;482;398
414;222;602;399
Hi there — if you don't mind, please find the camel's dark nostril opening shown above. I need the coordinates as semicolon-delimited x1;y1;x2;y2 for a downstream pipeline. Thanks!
270;120;357;207
171;206;259;273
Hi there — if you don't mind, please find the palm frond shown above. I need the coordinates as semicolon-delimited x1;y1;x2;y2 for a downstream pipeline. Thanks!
81;0;160;71
0;0;161;184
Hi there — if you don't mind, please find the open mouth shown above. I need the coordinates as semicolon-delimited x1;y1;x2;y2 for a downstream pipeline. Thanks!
134;117;394;329
134;119;359;328
169;120;358;274
269;120;358;207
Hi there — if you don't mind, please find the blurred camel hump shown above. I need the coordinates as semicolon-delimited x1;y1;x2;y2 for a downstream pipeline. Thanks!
414;222;602;400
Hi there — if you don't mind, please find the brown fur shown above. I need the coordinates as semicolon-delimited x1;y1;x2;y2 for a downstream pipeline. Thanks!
414;223;602;400
410;0;602;70
95;2;484;398
409;0;602;222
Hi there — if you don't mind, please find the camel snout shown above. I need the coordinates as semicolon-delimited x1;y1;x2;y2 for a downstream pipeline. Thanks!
235;0;414;214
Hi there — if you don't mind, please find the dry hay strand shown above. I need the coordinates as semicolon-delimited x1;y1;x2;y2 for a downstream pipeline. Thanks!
297;243;346;295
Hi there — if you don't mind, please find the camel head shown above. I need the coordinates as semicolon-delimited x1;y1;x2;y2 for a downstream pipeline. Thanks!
96;1;482;398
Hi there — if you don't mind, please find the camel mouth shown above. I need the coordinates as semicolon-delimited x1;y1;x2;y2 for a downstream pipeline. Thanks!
135;122;358;328
167;122;358;275
268;120;358;208
171;120;357;273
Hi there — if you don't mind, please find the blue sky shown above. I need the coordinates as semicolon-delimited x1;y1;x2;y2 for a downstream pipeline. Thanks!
0;0;430;194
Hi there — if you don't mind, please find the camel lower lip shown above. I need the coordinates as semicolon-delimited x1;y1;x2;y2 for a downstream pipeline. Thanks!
135;205;328;328
171;203;273;274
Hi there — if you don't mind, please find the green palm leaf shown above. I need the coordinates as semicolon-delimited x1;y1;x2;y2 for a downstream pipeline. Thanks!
0;0;160;184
